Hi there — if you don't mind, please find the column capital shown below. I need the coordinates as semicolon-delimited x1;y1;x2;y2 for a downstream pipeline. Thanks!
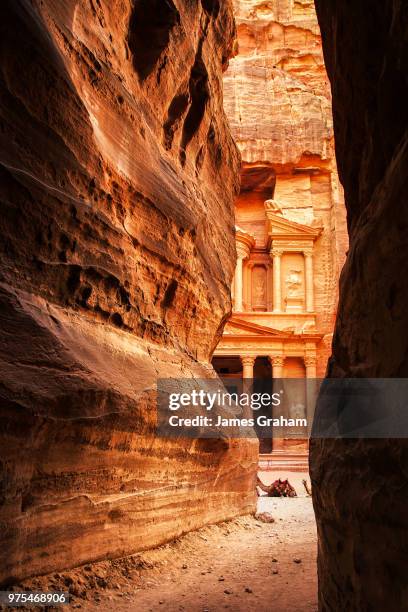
236;227;255;259
304;355;317;368
271;248;284;258
303;248;313;258
269;355;285;367
241;355;256;366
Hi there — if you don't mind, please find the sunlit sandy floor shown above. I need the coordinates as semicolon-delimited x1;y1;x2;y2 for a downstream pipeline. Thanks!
84;471;317;612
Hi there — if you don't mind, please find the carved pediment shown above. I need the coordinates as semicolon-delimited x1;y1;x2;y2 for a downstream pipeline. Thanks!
265;211;322;243
225;316;293;338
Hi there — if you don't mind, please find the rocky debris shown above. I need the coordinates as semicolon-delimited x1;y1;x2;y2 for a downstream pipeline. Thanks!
7;498;317;609
8;517;258;607
7;554;155;607
255;512;275;524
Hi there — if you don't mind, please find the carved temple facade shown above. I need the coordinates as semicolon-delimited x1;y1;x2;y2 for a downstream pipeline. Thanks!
212;199;326;455
214;0;349;459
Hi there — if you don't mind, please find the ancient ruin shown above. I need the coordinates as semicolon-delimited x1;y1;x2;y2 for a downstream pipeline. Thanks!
213;0;348;461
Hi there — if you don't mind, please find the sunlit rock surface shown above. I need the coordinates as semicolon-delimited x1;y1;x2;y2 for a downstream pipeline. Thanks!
222;0;348;375
0;0;257;584
224;0;332;165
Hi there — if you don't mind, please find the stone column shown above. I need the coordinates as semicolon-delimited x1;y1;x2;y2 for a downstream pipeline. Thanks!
304;355;317;379
246;262;254;311
304;355;317;437
241;356;255;418
267;263;274;311
241;355;255;419
272;249;283;313
270;355;285;449
270;355;285;379
234;255;244;312
304;249;314;312
241;355;255;379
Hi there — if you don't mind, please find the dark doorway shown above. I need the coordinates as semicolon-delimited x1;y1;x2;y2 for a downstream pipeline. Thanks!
254;357;273;453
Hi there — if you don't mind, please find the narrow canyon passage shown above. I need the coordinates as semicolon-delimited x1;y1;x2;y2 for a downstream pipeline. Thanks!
119;472;317;612
0;0;330;605
101;472;317;612
18;473;316;611
2;0;408;609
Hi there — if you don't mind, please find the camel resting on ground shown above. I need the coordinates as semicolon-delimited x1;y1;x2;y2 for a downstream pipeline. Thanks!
256;475;297;497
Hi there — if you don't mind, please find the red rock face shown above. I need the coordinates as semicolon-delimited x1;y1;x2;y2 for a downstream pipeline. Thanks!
224;0;333;166
222;0;348;376
0;0;257;584
311;2;408;610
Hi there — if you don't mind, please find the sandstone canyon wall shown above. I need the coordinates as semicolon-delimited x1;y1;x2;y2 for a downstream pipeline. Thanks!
0;0;258;584
223;0;348;376
311;1;408;611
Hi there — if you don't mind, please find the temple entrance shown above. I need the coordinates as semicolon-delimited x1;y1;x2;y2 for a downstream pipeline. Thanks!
253;355;272;379
253;357;273;453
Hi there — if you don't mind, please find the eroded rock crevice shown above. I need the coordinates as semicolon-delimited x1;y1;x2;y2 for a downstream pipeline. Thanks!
128;0;181;81
180;49;210;165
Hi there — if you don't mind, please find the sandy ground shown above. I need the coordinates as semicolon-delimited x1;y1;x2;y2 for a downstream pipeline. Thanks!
86;472;317;612
14;472;317;612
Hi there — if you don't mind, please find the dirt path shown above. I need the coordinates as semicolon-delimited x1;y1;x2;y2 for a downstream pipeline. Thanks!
16;472;317;612
85;472;317;612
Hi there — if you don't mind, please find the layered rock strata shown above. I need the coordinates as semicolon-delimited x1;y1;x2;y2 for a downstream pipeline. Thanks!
311;1;408;610
0;0;257;584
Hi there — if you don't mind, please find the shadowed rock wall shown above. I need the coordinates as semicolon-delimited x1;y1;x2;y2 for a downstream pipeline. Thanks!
0;0;258;584
311;1;408;610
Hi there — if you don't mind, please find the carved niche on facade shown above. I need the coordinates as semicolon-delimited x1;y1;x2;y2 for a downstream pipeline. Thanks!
285;269;303;297
252;266;267;311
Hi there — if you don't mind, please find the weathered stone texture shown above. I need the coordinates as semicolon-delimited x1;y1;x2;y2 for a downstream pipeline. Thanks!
311;1;408;610
224;0;332;166
0;0;257;584
223;0;348;376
